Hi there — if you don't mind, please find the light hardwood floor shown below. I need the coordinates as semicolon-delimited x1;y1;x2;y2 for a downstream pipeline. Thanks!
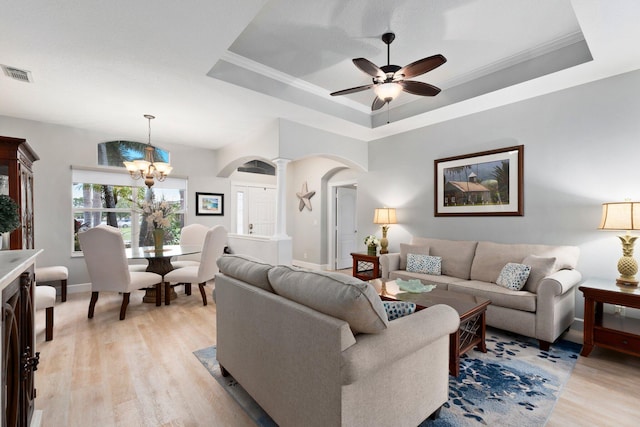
34;289;640;427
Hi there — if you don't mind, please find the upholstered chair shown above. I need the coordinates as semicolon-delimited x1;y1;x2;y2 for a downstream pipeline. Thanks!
78;225;163;320
35;265;68;302
171;223;210;269
163;225;227;305
35;285;56;341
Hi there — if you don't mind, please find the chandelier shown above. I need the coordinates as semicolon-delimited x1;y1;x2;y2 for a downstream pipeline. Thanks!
123;114;172;188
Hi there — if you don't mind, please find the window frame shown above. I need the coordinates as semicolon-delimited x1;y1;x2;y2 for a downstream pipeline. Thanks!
71;166;187;255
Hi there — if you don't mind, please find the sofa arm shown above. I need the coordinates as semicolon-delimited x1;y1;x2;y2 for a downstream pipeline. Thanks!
379;253;400;279
537;269;582;297
341;304;459;385
535;269;582;344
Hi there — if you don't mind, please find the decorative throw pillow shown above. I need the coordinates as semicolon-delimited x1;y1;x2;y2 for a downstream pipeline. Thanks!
496;263;532;291
522;255;557;293
400;243;429;270
382;301;416;321
406;254;442;275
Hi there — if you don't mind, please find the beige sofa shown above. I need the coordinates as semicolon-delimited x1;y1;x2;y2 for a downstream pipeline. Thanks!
214;254;460;427
380;237;582;350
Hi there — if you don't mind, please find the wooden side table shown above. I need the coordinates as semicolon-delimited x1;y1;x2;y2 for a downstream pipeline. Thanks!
579;279;640;357
350;252;380;281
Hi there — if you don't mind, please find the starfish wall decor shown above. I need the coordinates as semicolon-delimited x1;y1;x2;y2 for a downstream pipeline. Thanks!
296;181;316;211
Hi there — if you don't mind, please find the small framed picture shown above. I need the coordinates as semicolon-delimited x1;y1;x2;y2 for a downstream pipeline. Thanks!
434;145;524;216
195;192;224;216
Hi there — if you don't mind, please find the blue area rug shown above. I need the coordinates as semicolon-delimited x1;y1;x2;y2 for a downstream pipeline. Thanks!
194;328;581;426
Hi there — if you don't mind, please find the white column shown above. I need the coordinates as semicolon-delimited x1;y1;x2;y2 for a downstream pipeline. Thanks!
272;158;291;239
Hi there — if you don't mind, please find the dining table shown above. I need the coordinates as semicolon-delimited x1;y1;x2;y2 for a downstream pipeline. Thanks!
126;244;202;303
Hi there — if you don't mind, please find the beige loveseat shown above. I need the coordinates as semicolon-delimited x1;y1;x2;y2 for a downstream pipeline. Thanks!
214;254;460;427
380;237;582;350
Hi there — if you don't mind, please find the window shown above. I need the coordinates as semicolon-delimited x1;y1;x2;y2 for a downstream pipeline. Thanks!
97;140;170;167
72;167;186;253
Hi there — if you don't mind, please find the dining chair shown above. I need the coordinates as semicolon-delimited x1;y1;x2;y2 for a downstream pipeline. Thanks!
78;225;164;320
163;225;228;306
35;285;56;341
171;223;210;269
35;265;68;302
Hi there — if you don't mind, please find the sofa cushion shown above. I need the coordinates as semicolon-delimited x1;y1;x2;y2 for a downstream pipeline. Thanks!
216;254;274;292
268;265;388;334
399;243;430;270
382;301;416;321
389;270;458;287
496;263;531;291
448;280;537;312
522;255;557;293
411;237;478;279
470;241;579;283
406;254;441;275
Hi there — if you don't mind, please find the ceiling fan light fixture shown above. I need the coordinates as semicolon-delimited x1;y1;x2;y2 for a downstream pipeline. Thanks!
374;82;402;101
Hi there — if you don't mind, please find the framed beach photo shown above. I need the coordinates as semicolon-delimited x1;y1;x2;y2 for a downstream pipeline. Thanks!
434;145;524;217
196;192;224;216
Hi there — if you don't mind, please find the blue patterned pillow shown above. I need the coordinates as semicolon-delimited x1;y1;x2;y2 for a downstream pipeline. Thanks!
382;301;417;321
496;263;532;291
406;254;442;275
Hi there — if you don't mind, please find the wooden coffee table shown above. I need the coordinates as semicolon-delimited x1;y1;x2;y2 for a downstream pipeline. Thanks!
375;279;491;377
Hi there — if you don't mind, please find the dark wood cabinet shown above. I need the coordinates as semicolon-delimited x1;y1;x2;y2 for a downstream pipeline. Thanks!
1;251;41;427
0;137;39;250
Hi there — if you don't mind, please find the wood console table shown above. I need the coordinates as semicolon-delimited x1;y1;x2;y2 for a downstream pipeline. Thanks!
579;279;640;357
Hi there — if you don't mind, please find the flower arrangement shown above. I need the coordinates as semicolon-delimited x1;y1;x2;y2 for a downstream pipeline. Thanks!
139;198;174;230
0;195;20;234
364;235;379;248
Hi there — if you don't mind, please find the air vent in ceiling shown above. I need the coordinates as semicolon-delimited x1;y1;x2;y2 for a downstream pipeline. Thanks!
1;65;33;83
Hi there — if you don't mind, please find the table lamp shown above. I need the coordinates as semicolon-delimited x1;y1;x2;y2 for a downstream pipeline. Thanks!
598;201;640;286
373;207;397;254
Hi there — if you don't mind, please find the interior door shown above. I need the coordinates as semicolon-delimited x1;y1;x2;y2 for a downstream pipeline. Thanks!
336;187;357;269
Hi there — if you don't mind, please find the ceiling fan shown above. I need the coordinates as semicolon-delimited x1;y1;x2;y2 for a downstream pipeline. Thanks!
330;32;446;111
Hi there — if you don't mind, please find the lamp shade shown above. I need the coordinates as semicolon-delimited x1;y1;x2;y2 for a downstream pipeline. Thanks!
373;208;397;225
598;202;640;230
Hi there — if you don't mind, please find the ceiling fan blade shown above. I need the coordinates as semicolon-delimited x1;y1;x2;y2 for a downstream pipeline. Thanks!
400;80;441;96
353;58;385;79
396;54;446;79
371;96;387;111
330;84;374;96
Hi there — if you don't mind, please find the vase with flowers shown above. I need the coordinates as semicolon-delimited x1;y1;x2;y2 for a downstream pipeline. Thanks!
139;198;174;252
364;234;379;256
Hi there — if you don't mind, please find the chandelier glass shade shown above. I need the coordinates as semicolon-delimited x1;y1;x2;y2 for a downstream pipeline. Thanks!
123;114;172;188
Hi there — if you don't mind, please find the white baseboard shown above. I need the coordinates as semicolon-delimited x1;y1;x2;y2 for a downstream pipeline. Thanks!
291;260;330;271
67;283;91;294
30;410;42;427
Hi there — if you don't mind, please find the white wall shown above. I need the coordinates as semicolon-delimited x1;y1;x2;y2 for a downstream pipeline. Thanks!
278;119;368;171
0;116;227;285
361;68;640;319
288;156;351;267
